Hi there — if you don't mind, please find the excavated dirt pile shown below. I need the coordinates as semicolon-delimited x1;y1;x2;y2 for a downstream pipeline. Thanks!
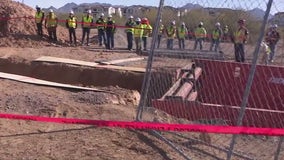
0;0;68;47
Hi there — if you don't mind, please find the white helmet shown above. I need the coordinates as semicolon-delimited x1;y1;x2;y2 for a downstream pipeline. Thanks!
108;14;112;18
171;20;176;25
49;9;54;13
273;24;278;28
199;21;203;26
87;10;92;14
136;17;141;22
36;5;40;9
70;10;74;14
100;13;104;17
215;22;220;26
181;22;185;26
129;15;134;19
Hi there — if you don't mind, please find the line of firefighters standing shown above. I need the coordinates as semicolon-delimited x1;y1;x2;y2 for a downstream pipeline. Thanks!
35;5;280;63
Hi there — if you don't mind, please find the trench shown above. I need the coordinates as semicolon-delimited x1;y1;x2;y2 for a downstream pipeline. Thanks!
0;57;175;102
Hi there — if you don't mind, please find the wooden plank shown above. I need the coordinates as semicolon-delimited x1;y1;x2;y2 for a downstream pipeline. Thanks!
35;56;100;67
97;57;146;65
34;56;146;73
0;72;111;93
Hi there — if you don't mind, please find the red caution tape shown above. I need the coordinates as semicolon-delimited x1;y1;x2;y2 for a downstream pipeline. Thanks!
0;113;284;136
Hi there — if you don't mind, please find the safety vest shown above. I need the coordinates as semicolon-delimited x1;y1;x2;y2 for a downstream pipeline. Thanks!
35;11;44;23
125;21;136;33
134;24;144;38
82;16;93;28
96;18;106;30
46;14;57;27
106;20;116;33
178;27;187;38
195;27;206;38
159;24;164;35
212;29;221;40
167;26;176;39
234;28;248;44
142;24;152;37
68;17;77;28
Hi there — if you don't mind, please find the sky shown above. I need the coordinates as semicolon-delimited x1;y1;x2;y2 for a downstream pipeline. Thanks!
15;0;284;15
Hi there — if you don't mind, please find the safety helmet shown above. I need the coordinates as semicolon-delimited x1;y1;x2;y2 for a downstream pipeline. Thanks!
273;24;278;28
181;22;185;26
100;13;104;17
199;21;203;26
70;10;74;14
36;5;40;9
171;21;176;25
238;19;245;24
49;9;54;13
108;14;112;18
136;17;141;22
87;10;92;14
215;22;220;26
129;15;134;19
225;25;228;28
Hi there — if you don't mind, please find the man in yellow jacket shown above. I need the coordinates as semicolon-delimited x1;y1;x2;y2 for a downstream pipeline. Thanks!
45;9;58;42
35;5;44;37
177;22;188;50
194;22;207;50
134;18;145;55
233;19;249;62
81;10;93;46
66;10;78;46
141;17;152;51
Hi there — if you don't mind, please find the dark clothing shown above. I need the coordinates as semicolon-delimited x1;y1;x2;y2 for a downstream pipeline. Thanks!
82;28;90;45
106;20;116;49
234;43;245;62
178;38;185;49
142;37;147;50
36;23;43;36
106;32;114;49
98;29;106;46
69;28;77;44
47;27;57;42
157;35;162;48
96;18;106;46
127;32;134;50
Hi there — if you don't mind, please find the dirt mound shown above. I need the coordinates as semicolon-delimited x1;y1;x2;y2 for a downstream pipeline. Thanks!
0;0;68;47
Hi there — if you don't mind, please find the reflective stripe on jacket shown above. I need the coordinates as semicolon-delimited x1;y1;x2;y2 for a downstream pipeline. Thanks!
82;16;93;28
46;14;57;27
195;27;207;39
35;11;44;23
134;24;144;37
68;17;77;28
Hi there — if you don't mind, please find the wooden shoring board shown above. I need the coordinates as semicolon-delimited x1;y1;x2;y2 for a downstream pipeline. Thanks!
96;57;146;65
34;56;146;73
0;72;110;93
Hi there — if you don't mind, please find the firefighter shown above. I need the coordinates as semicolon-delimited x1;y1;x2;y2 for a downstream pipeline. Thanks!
177;22;188;50
193;22;207;50
141;17;152;51
157;19;164;49
66;10;77;46
81;10;93;46
232;19;249;62
210;22;223;52
166;21;176;50
96;13;107;47
105;14;116;50
134;17;145;55
125;15;136;51
45;9;58;42
35;5;44;37
265;24;280;63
